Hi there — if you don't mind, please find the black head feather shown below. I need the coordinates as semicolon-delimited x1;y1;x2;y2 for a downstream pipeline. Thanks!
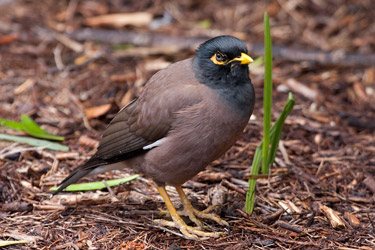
193;36;254;114
193;36;250;88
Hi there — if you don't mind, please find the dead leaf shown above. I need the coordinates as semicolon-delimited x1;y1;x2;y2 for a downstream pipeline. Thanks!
121;91;134;107
85;103;112;119
0;33;19;45
353;82;368;101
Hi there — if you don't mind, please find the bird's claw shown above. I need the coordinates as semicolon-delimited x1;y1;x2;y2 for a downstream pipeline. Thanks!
153;219;225;241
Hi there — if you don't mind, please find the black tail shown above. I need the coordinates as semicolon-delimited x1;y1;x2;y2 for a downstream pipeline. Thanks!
53;147;149;195
53;155;107;195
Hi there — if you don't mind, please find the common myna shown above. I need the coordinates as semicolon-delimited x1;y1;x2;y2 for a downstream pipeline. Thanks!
55;35;254;240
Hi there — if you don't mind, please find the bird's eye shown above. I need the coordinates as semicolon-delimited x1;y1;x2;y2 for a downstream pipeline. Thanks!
210;52;227;65
216;53;225;62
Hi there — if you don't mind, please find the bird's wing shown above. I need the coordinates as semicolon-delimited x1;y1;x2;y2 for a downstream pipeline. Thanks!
96;59;202;161
55;59;202;193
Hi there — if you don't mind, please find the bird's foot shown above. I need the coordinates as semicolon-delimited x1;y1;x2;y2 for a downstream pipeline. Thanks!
153;218;225;240
180;205;229;227
174;186;229;228
159;205;228;229
154;185;227;240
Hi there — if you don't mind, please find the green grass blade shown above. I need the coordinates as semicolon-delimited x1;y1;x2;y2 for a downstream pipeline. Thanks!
49;175;139;192
20;114;64;141
268;93;295;163
245;143;262;213
262;12;273;174
246;93;295;214
0;134;69;151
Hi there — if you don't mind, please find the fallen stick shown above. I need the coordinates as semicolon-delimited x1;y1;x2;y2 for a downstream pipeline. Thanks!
67;29;375;66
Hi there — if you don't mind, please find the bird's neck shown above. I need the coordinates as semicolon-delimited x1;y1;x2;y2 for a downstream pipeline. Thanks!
192;58;255;116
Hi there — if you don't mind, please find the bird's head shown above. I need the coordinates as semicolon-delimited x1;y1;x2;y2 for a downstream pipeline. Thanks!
194;36;253;88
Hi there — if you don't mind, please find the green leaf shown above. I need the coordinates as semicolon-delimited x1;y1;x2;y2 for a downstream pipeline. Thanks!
0;119;24;130
20;114;64;141
0;134;69;151
248;56;264;69
112;44;135;51
0;115;64;141
197;19;212;29
262;12;273;175
49;175;140;192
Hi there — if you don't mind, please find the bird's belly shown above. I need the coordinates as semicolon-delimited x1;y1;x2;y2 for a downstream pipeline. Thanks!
142;105;250;186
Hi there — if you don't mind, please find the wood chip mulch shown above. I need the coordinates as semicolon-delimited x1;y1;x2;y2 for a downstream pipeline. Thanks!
1;0;374;249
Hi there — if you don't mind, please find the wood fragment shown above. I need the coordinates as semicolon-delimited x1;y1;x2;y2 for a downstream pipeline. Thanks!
54;32;84;53
56;152;80;160
48;192;112;206
278;200;302;214
53;44;64;70
363;176;375;193
344;212;361;228
318;203;346;228
263;233;320;247
279;140;291;165
276;220;303;233
14;79;35;95
348;196;369;203
78;135;99;149
33;204;66;210
221;179;246;195
285;78;318;100
2;201;33;212
196;170;231;182
263;209;284;224
85;12;153;28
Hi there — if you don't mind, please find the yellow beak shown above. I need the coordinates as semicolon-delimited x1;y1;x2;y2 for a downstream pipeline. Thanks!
229;52;254;65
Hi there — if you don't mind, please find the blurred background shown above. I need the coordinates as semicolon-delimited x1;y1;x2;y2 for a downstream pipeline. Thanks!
0;0;374;249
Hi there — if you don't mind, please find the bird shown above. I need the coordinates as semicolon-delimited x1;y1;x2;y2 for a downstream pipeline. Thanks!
54;35;255;240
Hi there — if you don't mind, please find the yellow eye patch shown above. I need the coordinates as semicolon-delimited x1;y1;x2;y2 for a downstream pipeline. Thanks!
210;52;227;65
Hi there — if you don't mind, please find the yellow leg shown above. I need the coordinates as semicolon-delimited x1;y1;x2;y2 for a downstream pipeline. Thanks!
175;186;229;227
154;185;224;240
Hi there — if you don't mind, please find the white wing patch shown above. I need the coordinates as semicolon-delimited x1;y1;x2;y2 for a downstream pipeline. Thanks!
143;138;167;150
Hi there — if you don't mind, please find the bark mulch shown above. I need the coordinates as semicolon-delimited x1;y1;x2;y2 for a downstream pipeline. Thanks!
1;0;374;249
